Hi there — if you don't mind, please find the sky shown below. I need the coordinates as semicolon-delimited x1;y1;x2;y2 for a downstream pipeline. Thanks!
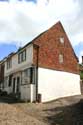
0;0;83;63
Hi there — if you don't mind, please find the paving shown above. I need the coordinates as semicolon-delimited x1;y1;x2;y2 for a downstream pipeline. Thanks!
0;95;83;125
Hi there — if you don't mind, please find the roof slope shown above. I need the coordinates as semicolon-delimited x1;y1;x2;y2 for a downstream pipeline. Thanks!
1;21;78;62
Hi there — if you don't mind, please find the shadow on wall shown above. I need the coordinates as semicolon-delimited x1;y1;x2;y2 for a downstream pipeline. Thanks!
43;99;83;125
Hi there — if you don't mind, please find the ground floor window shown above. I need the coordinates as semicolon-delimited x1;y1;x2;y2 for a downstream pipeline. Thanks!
4;77;8;88
23;67;35;84
8;75;12;87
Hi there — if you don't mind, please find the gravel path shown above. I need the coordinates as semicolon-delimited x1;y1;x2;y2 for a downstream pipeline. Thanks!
0;103;47;125
14;95;83;125
0;95;83;125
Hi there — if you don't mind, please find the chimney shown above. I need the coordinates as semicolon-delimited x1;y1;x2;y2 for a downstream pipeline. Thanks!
82;56;83;64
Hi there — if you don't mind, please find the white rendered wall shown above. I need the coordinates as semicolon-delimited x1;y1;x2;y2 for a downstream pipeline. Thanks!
30;84;36;102
38;68;81;102
20;85;30;101
20;84;36;102
5;44;33;76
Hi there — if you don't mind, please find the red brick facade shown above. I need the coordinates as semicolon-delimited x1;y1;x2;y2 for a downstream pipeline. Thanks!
33;21;79;74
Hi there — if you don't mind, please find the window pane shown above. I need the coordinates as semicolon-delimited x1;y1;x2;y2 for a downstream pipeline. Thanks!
60;37;64;44
24;68;31;84
23;50;26;61
59;54;63;63
18;50;26;63
7;59;12;69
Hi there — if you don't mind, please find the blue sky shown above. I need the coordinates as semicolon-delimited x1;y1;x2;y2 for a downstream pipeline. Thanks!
0;0;83;63
0;43;17;59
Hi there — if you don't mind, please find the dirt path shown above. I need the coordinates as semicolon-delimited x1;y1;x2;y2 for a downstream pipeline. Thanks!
13;95;83;125
0;95;83;125
0;103;47;125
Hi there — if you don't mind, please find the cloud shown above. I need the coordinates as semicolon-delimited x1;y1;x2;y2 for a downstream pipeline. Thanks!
0;0;82;49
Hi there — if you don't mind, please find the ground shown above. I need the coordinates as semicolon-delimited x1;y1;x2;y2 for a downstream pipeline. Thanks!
0;95;83;125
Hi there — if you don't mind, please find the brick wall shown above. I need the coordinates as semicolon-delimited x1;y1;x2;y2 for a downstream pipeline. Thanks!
33;21;79;74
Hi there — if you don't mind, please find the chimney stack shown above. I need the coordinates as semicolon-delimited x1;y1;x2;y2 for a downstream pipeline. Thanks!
82;56;83;64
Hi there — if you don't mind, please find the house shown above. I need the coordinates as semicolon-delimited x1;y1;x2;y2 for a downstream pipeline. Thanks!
2;21;81;102
0;59;5;89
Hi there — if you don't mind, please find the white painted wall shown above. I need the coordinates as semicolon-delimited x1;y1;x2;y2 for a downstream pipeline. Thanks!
38;68;81;102
20;84;30;101
30;84;36;102
20;84;36;102
20;70;36;102
5;44;33;76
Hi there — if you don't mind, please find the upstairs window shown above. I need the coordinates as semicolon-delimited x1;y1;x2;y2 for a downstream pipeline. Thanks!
7;59;12;69
18;49;26;64
60;37;64;44
59;54;64;64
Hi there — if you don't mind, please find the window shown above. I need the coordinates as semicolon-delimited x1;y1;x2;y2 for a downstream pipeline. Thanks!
59;54;64;63
4;77;8;88
8;75;12;87
7;59;12;69
23;50;26;61
18;49;26;63
23;67;35;84
24;68;31;84
24;68;31;77
60;37;64;44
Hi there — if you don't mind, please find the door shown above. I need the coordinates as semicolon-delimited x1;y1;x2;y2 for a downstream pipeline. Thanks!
13;78;16;93
16;77;20;93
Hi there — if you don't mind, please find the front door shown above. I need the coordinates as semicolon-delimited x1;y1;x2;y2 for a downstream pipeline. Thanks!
16;77;20;93
13;78;16;93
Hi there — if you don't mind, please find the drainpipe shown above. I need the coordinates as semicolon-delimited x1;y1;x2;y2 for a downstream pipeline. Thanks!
33;44;39;102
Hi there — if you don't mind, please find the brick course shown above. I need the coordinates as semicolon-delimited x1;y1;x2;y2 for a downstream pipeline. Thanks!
33;21;79;74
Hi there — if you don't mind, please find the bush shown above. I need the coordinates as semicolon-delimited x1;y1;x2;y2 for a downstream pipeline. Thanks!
0;91;7;96
0;89;2;93
80;71;83;80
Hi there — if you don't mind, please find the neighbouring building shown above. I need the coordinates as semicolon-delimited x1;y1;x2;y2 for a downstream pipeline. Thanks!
0;59;5;89
1;21;81;102
79;56;83;94
80;57;83;80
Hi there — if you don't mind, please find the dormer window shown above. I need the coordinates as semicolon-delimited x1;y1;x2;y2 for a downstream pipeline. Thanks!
60;37;64;44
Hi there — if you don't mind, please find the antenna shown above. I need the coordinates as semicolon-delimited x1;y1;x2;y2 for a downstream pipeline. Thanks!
17;41;22;50
19;41;22;47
